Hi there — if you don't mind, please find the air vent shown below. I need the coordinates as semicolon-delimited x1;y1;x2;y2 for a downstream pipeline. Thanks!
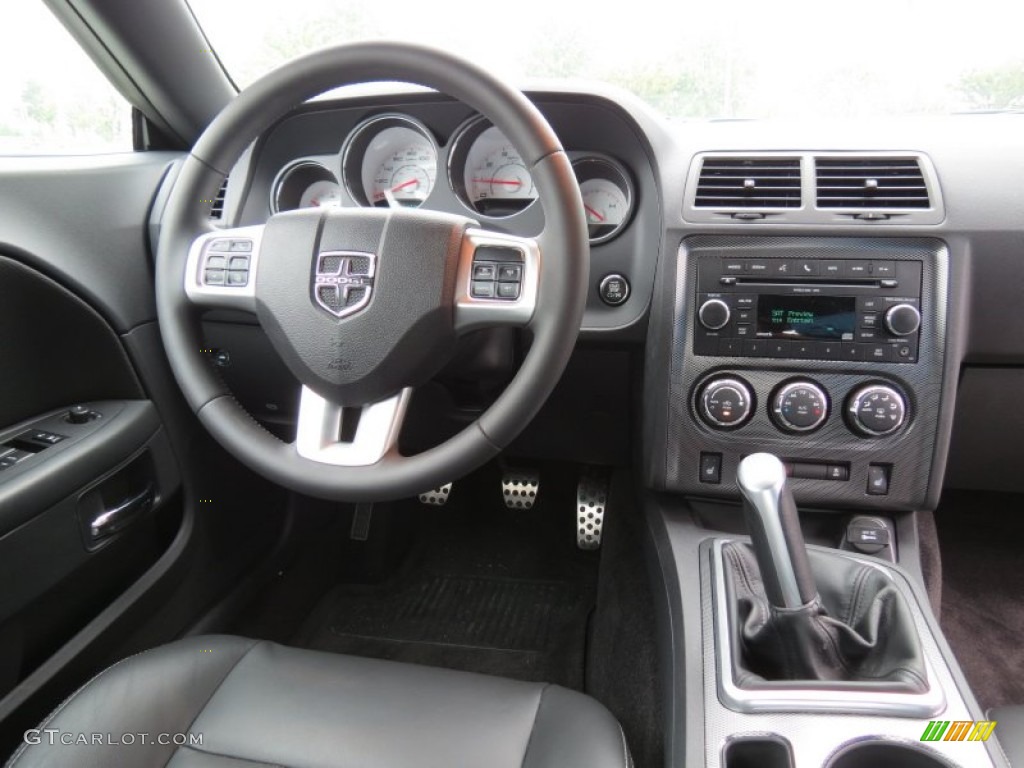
694;157;802;209
209;178;228;220
815;157;929;209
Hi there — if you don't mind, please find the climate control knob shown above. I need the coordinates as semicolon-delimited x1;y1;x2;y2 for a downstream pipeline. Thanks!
884;303;921;337
699;377;754;429
771;380;829;433
698;299;731;330
847;384;907;437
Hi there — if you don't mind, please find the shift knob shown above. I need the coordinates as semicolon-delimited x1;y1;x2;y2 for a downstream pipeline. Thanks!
737;453;818;609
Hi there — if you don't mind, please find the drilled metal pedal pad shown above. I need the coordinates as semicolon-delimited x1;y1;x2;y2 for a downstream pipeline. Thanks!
577;471;609;550
419;483;453;507
502;469;540;510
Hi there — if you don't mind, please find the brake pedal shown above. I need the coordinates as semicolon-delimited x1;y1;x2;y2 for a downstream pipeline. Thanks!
419;483;453;507
576;470;609;550
502;469;540;510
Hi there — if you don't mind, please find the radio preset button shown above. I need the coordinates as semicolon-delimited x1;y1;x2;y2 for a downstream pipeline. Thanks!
771;381;830;433
697;298;731;330
822;260;844;277
846;262;870;278
870;261;896;277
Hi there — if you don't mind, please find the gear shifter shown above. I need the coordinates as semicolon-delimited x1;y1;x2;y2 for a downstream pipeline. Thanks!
723;452;928;689
737;453;818;609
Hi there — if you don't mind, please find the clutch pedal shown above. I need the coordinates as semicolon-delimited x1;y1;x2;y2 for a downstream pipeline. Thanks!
502;468;540;510
576;470;609;550
419;482;453;507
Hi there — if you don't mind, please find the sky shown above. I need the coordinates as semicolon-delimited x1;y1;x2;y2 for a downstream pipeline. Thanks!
1;0;1023;154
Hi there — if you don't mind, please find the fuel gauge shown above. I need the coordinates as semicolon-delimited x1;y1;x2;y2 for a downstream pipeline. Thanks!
572;157;634;244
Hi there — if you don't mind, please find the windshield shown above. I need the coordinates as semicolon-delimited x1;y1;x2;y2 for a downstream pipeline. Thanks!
189;0;1024;119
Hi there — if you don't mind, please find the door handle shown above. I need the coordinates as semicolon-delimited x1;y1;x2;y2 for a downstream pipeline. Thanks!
89;484;154;541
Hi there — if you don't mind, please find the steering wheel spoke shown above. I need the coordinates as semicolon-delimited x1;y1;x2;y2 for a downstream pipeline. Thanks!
453;227;541;333
295;386;412;467
184;224;265;312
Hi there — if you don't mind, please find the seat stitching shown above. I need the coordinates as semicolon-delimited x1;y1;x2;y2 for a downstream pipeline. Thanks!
518;683;551;768
162;639;264;768
5;645;164;768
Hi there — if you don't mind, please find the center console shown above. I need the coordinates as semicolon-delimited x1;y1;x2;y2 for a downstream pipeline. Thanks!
646;235;950;511
641;235;1008;766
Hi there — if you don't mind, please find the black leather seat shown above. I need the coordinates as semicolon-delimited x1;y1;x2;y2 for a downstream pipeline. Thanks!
7;635;629;768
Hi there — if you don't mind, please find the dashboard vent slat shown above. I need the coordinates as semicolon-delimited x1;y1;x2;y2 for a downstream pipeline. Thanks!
815;157;930;209
209;178;228;220
695;157;802;209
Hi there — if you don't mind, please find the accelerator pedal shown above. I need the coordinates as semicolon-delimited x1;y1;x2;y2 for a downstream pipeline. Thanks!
419;483;453;507
502;468;540;510
576;469;610;550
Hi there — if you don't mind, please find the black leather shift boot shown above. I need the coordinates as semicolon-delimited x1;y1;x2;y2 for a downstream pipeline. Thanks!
722;541;928;693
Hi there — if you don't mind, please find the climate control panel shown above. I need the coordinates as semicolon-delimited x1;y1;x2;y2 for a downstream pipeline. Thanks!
696;375;909;439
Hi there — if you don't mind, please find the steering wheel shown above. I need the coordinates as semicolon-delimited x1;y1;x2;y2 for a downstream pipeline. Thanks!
155;42;588;501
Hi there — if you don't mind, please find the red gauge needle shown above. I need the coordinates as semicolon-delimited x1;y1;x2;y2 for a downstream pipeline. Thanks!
472;177;522;186
584;204;606;222
391;179;419;192
310;199;320;206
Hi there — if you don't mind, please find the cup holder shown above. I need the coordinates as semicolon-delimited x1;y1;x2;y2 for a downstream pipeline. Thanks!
825;741;960;768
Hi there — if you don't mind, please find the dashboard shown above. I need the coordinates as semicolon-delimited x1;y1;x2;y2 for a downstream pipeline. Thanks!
211;84;1024;509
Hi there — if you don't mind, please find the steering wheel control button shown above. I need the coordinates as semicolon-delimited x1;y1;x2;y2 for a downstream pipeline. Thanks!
847;384;907;437
884;303;922;337
469;246;525;302
867;464;891;496
201;239;253;288
699;377;754;429
697;298;730;330
598;274;630;306
699;452;722;484
471;280;495;298
771;380;829;433
473;263;497;280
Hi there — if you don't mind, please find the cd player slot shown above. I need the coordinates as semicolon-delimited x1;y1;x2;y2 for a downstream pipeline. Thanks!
731;278;883;288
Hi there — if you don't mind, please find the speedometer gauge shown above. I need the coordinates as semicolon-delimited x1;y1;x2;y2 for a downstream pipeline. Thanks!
341;115;438;208
450;120;537;217
572;156;634;244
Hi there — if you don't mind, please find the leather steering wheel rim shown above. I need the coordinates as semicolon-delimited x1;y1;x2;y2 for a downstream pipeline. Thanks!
155;42;589;501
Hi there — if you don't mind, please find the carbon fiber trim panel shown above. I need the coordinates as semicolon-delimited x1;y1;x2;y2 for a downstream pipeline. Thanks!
654;236;948;511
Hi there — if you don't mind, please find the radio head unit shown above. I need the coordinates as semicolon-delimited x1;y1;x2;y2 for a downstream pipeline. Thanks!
693;256;923;363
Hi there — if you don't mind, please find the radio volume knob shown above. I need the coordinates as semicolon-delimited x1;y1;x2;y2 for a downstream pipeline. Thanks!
698;299;731;330
848;384;907;437
884;304;921;337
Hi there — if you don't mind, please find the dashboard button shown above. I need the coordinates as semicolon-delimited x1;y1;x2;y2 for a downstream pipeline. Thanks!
209;239;232;252
204;269;225;285
743;339;767;357
772;260;795;276
792;463;828;480
820;342;843;360
861;313;878;329
475;245;524;262
719;276;738;286
867;465;891;496
792;260;819;277
870;261;896;277
746;261;771;276
864;344;892;362
846;261;870;278
793;341;823;359
720;339;743;356
723;261;746;274
206;255;226;269
599;274;630;306
860;297;881;312
842;343;863;360
857;329;879;342
735;295;755;309
699;453;722;484
822;260;845;278
880;278;899;288
767;340;796;358
826;465;850;481
497;264;522;282
735;324;753;337
735;309;754;324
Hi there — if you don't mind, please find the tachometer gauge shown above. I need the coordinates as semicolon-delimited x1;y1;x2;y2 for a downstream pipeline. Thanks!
450;120;537;217
271;161;340;213
572;157;634;244
342;115;438;208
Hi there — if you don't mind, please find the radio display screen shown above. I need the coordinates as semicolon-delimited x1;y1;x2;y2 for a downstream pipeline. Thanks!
756;295;856;340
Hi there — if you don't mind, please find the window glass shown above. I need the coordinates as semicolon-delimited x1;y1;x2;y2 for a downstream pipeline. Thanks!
0;2;133;154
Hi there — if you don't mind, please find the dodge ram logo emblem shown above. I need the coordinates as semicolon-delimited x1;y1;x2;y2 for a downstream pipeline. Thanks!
313;251;376;318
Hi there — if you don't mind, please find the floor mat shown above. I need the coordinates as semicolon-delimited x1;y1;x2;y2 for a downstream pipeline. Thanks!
296;573;591;687
935;491;1024;711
